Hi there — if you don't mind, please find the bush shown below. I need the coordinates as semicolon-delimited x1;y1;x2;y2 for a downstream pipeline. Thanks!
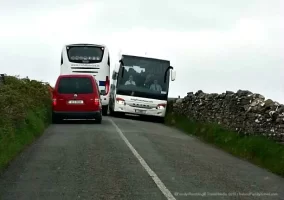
165;103;284;177
0;75;51;171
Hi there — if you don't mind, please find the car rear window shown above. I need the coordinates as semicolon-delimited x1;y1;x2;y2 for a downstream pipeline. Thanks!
57;77;94;94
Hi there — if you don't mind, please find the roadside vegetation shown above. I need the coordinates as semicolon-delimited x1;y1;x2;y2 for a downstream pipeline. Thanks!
165;100;284;177
0;75;51;172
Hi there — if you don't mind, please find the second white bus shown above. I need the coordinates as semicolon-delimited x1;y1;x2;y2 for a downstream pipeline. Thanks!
60;43;110;115
109;54;176;122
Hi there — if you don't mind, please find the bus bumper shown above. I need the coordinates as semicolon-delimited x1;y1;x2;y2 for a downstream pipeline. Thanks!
113;103;166;117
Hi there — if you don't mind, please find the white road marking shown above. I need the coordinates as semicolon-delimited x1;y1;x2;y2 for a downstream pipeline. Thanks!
109;118;176;200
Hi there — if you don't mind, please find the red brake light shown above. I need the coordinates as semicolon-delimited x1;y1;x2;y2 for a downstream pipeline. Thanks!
52;97;57;106
105;76;110;95
52;92;57;106
94;98;100;106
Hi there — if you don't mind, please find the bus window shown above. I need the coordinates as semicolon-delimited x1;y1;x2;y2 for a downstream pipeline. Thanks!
66;46;104;64
107;54;110;66
61;52;63;65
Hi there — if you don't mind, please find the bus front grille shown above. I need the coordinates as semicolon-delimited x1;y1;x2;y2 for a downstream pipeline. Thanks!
130;103;152;109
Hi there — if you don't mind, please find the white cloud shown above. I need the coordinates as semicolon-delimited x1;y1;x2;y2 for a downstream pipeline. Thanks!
0;0;283;102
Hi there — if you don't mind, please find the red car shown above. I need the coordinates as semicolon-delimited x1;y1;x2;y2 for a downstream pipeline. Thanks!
52;74;102;123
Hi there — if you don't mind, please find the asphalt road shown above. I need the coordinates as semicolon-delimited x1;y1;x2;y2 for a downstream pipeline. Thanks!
1;116;284;200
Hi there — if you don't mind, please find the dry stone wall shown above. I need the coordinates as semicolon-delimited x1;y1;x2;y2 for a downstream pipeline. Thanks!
171;90;284;143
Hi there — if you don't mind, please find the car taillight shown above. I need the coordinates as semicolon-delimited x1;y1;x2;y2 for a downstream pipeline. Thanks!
52;98;57;106
52;92;57;106
116;97;125;105
94;98;100;106
156;103;166;109
105;76;110;95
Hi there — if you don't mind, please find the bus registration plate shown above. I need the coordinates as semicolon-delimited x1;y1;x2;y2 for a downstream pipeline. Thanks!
135;109;145;114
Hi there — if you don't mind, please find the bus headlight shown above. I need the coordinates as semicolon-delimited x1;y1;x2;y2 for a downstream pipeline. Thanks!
156;103;166;109
117;100;125;105
116;97;125;105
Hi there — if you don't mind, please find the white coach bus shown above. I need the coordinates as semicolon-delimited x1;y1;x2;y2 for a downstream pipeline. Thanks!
60;43;110;115
109;54;176;122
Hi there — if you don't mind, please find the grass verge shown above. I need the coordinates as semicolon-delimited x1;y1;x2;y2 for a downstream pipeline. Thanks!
165;112;284;177
0;75;51;172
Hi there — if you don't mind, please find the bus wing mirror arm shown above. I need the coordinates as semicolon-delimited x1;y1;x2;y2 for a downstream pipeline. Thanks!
119;59;125;78
164;66;173;83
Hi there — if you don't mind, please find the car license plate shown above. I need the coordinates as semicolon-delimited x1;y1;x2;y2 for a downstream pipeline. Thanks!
68;100;83;104
135;109;145;114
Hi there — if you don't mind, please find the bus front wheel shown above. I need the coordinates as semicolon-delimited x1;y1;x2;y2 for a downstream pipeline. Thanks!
102;105;108;116
156;116;165;123
109;107;114;116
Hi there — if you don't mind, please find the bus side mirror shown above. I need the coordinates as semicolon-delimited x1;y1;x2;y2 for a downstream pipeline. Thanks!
171;70;176;81
164;66;173;83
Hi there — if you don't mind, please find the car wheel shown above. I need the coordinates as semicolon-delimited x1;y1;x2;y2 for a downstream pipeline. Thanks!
95;114;102;124
52;113;61;124
95;118;102;124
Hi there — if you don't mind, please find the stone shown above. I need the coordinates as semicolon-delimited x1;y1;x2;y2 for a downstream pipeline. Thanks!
170;90;284;143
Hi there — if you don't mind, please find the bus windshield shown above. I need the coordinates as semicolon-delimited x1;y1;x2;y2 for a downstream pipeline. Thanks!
66;46;104;64
116;55;170;100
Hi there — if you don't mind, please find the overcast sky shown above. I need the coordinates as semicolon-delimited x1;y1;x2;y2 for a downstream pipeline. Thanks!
0;0;283;102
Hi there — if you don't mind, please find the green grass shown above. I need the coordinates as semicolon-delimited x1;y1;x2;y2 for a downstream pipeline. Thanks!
165;112;284;177
0;107;51;171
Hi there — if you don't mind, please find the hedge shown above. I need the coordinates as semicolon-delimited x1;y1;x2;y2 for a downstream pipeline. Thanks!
0;75;51;171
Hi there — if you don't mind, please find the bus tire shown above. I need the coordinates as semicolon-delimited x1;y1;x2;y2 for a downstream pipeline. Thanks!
109;108;114;116
102;105;108;116
156;116;165;123
109;106;117;116
110;110;118;117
